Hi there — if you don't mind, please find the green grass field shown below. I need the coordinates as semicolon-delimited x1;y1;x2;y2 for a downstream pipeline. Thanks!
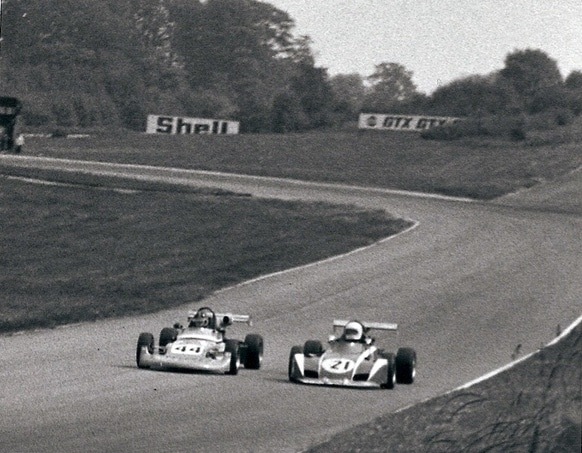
0;175;411;333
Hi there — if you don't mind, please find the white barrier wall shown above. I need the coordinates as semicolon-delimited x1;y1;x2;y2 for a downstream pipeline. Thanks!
358;113;460;131
146;115;240;135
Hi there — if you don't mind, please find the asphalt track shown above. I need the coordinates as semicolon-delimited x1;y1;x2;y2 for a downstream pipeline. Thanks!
0;156;580;452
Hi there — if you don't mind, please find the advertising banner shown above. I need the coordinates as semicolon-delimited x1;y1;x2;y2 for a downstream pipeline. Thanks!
358;113;460;132
146;115;240;135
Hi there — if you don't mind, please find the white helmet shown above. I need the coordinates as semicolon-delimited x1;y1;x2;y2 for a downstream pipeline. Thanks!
344;321;363;341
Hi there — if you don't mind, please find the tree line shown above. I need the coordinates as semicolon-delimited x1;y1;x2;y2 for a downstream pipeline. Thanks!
1;0;580;133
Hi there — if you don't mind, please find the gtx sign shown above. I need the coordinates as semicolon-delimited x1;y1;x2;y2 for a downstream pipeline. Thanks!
146;114;240;135
358;113;460;131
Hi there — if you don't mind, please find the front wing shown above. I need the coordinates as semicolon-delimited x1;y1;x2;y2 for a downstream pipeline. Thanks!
289;352;388;388
138;346;231;373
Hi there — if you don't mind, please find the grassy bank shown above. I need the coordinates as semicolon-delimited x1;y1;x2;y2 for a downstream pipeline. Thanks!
0;175;411;333
23;121;582;200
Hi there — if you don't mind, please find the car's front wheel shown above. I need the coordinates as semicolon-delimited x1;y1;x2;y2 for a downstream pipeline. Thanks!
288;345;304;382
380;352;396;389
303;340;323;356
396;347;417;384
225;340;240;375
136;332;154;369
159;327;178;349
243;334;264;369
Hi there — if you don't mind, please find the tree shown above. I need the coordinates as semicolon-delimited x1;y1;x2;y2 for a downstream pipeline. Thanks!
169;0;297;130
271;92;308;133
0;0;330;131
289;64;334;129
499;49;563;111
362;62;418;112
429;74;515;116
565;70;582;90
329;74;366;113
565;70;582;115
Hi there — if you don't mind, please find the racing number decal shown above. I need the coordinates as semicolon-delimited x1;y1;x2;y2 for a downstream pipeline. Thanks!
322;358;355;374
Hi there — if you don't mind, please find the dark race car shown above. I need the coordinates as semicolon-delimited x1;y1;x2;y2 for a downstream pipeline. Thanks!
136;306;264;374
288;319;416;389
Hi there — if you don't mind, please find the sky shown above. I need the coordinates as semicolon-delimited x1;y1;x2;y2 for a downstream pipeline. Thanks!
266;0;582;94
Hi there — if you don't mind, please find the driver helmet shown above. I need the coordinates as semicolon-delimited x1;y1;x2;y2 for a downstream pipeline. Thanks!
343;321;364;341
191;309;212;328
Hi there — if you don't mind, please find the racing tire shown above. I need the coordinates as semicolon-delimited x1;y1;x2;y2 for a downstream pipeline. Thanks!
303;340;324;357
225;340;240;375
396;347;417;384
136;332;154;369
288;345;304;382
159;327;178;348
380;352;396;389
243;334;264;369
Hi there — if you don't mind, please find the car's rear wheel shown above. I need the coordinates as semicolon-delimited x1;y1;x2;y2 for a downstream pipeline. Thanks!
136;332;154;368
288;345;303;382
225;340;240;375
159;327;178;349
243;334;264;369
396;347;417;384
380;352;396;389
303;340;323;356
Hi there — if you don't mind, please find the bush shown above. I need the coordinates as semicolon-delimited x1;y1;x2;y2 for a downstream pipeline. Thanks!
554;109;573;126
421;118;485;140
421;115;532;141
421;124;463;140
527;108;574;130
510;127;526;141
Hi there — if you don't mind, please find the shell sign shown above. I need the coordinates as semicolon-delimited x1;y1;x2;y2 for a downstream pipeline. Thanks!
146;114;240;135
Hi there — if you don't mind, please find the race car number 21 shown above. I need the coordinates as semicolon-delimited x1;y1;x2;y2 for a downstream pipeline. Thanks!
322;358;355;373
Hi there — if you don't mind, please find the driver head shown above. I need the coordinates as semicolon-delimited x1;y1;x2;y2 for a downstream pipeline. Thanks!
191;309;212;328
344;321;363;341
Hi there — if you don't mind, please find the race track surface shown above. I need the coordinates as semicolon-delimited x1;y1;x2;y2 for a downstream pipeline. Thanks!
0;156;580;452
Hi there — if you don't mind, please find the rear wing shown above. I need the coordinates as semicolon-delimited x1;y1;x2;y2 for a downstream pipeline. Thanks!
333;319;398;331
217;313;252;327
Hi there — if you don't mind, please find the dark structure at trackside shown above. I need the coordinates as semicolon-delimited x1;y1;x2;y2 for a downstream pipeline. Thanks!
0;96;22;152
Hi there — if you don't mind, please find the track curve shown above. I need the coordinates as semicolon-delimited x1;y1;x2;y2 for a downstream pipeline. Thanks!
0;156;580;452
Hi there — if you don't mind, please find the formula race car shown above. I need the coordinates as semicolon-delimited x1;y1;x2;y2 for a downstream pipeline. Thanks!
288;319;416;389
136;306;264;374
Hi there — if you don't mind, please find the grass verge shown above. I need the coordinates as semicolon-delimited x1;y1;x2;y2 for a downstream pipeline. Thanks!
0;175;411;333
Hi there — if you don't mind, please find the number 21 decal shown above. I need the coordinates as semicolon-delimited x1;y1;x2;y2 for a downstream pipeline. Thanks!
322;358;355;373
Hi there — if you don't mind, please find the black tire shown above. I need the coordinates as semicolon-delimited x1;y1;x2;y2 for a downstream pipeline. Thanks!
243;334;264;369
396;347;417;384
159;327;178;348
136;332;154;369
225;340;240;375
380;352;396;389
303;340;324;356
288;345;304;381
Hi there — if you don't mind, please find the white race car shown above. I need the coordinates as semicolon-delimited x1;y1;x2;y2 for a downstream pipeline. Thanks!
288;319;416;388
136;307;263;374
